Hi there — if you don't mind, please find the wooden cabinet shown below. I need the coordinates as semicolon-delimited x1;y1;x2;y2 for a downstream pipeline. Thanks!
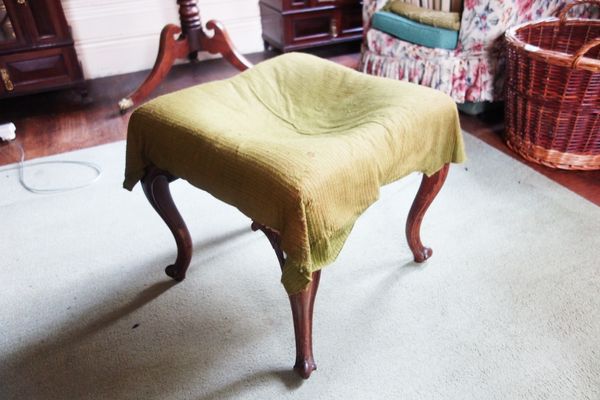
0;0;84;98
259;0;363;52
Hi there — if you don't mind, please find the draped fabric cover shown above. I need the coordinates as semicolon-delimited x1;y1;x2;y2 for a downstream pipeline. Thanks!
124;53;466;294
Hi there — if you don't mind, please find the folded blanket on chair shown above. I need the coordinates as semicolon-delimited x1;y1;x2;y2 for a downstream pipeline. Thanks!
372;11;459;49
383;0;461;31
124;53;466;294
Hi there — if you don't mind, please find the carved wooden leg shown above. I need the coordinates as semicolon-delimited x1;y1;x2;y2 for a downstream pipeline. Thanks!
119;24;191;112
251;222;320;379
405;164;449;263
289;270;321;379
118;1;252;112
202;20;253;71
141;165;192;281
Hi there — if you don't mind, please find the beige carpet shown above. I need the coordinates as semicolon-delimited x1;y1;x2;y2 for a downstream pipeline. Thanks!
0;134;599;400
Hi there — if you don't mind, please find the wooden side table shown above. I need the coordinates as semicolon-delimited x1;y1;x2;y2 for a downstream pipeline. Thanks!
118;0;251;112
259;0;363;52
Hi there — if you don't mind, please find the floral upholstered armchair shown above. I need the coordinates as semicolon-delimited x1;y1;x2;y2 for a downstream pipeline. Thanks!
359;0;572;103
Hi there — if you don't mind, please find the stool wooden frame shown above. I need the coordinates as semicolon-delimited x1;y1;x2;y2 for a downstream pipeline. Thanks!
129;0;451;378
140;162;449;379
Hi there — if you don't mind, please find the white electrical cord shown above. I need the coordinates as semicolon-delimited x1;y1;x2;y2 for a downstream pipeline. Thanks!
0;142;102;194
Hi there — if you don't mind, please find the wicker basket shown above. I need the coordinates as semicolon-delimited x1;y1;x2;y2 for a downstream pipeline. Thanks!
505;0;600;170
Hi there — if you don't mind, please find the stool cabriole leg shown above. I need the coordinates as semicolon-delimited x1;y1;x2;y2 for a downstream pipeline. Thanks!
141;166;192;281
289;270;321;379
251;222;320;379
406;163;449;262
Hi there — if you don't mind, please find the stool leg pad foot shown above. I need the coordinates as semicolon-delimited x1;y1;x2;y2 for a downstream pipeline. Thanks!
406;164;449;263
413;247;433;263
294;359;317;379
165;264;186;281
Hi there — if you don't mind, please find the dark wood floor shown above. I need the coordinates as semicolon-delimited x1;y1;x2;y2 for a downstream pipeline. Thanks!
1;48;598;206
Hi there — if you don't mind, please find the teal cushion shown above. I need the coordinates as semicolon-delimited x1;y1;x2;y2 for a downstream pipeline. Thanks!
371;11;459;50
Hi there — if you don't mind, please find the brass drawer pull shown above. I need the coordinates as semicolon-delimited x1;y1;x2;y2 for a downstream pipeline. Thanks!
17;0;26;5
1;68;14;91
330;19;338;38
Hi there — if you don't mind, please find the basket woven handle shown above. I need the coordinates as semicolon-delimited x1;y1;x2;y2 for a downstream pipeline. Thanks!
558;0;600;24
571;37;600;69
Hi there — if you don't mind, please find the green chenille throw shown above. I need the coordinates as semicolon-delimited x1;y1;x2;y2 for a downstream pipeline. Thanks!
124;53;466;294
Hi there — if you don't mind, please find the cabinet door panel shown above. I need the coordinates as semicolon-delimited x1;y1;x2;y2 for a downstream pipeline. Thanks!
0;0;27;52
0;47;79;96
20;0;70;44
339;5;362;35
286;10;334;44
29;0;57;37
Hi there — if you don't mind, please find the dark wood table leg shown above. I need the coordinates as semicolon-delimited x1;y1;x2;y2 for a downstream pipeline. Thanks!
119;0;252;112
251;222;321;379
118;25;190;112
201;20;253;72
405;163;449;262
141;165;193;281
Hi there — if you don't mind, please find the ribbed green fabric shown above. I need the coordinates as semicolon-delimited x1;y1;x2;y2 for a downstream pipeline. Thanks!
124;53;466;294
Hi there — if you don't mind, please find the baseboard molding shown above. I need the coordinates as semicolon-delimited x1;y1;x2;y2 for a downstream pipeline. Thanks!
74;20;263;79
62;0;263;79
